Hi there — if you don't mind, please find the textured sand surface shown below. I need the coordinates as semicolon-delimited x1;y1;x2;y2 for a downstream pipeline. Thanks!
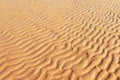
0;0;120;80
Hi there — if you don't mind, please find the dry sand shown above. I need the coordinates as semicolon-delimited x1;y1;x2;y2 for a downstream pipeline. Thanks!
0;0;120;80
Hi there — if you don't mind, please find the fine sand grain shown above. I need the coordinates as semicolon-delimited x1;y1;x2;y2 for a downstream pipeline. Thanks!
0;0;120;80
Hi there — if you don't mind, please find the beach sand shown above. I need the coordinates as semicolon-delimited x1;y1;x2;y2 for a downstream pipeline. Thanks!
0;0;120;80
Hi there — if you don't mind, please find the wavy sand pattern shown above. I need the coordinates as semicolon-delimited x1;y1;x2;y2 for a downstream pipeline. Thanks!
0;0;120;80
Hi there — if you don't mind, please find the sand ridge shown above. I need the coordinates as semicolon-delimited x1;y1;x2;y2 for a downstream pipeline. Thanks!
0;0;120;80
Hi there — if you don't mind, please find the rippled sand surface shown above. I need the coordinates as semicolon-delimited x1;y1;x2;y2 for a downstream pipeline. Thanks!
0;0;120;80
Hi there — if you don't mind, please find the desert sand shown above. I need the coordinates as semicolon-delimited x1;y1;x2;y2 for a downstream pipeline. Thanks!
0;0;120;80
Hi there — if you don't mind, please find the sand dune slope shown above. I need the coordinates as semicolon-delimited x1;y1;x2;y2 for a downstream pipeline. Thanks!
0;0;120;80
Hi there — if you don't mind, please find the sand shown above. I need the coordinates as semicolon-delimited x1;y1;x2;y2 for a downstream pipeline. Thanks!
0;0;120;80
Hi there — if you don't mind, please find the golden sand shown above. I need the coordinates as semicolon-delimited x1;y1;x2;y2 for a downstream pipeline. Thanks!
0;0;120;80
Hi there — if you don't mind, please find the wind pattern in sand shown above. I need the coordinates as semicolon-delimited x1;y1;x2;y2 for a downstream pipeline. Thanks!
0;0;120;80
